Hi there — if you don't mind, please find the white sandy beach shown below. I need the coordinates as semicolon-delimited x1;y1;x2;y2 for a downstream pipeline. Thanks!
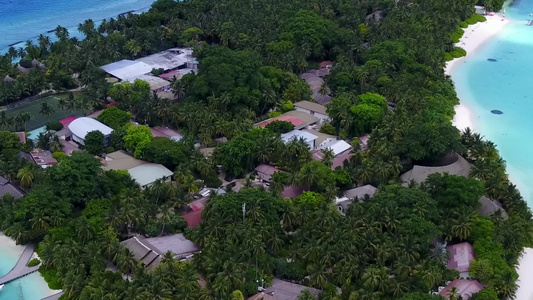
446;12;533;300
447;13;510;132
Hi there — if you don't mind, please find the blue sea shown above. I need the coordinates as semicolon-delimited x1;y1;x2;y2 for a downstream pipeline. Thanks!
0;1;156;298
0;0;156;53
452;0;533;205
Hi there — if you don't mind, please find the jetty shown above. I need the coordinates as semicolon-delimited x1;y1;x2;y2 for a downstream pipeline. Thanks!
41;292;64;300
0;244;39;285
527;20;533;26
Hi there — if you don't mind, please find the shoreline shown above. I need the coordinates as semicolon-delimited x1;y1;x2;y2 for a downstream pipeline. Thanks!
446;13;511;132
446;9;533;300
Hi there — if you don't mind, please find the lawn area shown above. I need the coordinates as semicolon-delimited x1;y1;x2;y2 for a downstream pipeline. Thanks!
4;95;83;131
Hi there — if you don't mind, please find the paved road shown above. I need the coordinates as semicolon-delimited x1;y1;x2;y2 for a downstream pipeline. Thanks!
0;244;39;285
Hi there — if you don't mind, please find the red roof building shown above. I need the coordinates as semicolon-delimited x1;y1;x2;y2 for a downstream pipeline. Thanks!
439;279;483;299
282;186;304;198
447;242;475;278
182;208;203;228
319;61;333;68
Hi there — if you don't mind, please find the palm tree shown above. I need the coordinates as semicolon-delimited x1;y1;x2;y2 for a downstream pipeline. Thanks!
125;40;142;58
17;111;31;131
321;148;334;167
39;102;55;120
17;166;35;189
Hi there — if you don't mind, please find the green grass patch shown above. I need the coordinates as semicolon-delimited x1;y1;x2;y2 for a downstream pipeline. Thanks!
3;95;83;131
451;27;465;43
27;258;40;267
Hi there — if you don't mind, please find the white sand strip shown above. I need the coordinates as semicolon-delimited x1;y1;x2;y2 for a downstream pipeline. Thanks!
446;13;510;133
516;248;533;300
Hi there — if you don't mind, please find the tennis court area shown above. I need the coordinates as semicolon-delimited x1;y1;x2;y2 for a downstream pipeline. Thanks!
4;96;82;131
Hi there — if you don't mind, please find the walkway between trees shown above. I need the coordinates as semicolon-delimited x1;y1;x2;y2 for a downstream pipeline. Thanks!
0;244;39;285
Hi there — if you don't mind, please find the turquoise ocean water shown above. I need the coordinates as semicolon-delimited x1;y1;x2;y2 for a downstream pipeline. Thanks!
452;0;533;205
0;0;155;53
0;1;155;298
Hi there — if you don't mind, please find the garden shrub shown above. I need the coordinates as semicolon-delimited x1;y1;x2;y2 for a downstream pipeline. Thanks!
46;120;63;131
28;258;40;267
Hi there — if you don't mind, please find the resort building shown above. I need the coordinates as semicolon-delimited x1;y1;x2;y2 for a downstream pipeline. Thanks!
478;196;508;219
282;186;304;199
336;185;378;215
127;164;173;188
400;154;471;185
101;48;197;92
331;151;351;170
281;130;318;150
438;279;483;300
120;233;200;269
255;110;320;130
299;68;331;105
103;151;173;187
302;129;336;149
150;126;183;142
30;150;58;168
446;242;475;278
248;279;321;300
0;176;25;199
293;101;330;123
318;139;351;157
68;117;113;146
255;164;281;183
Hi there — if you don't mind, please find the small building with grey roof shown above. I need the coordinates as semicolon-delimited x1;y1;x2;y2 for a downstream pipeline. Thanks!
120;233;200;269
127;163;173;187
0;176;25;199
255;164;282;183
248;279;321;300
400;154;471;185
293;101;330;124
336;185;378;215
477;196;508;219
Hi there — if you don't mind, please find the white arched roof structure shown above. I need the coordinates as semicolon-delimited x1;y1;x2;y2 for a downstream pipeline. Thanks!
68;117;113;144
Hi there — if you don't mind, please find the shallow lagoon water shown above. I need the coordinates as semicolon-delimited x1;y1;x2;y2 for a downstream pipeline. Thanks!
0;0;155;52
452;0;533;204
0;1;156;298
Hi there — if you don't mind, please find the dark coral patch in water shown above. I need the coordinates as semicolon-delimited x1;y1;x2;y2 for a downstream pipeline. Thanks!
487;58;497;62
491;110;503;115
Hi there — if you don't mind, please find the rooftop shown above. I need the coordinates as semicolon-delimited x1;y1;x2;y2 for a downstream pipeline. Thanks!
0;176;25;199
104;150;147;171
319;139;351;156
343;185;378;200
255;111;319;130
477;196;508;219
400;154;471;185
255;164;280;177
282;186;304;198
145;233;201;258
438;279;483;300
302;129;336;147
127;74;171;91
136;48;195;71
128;163;174;187
120;236;161;268
182;208;203;228
331;151;351;170
256;279;321;300
293;100;327;115
447;242;475;273
150;126;183;141
281;130;318;144
30;150;58;168
68;117;113;140
101;59;153;81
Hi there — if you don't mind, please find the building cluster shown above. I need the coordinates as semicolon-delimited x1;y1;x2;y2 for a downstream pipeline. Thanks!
101;48;197;94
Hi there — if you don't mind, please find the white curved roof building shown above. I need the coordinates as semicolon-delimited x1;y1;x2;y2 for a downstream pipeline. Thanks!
68;117;113;145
